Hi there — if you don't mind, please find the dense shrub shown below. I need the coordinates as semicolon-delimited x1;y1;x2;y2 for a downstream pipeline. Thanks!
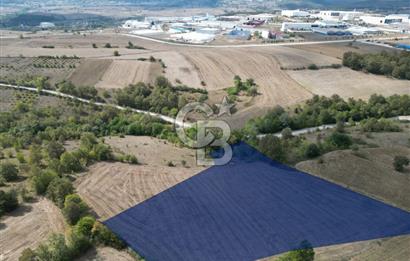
56;81;99;100
46;178;74;208
394;156;409;172
62;194;90;225
247;94;410;135
0;161;19;181
360;118;401;132
92;221;126;249
32;170;58;195
0;190;19;216
304;143;321;158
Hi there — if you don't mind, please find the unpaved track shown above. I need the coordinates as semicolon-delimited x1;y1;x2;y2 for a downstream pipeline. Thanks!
0;198;65;261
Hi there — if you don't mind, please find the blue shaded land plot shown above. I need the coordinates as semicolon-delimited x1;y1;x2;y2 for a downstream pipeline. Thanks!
104;142;410;261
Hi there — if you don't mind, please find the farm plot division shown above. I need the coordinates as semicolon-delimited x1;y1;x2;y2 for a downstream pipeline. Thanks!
105;142;410;261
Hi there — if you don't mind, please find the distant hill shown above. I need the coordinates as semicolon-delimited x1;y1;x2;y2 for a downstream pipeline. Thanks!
279;0;410;9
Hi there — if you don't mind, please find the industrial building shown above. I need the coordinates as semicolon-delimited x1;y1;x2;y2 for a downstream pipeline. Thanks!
281;9;310;17
281;22;316;32
347;26;382;35
227;29;251;39
312;28;352;36
360;14;410;25
316;11;363;21
247;13;276;22
122;20;152;29
170;32;215;43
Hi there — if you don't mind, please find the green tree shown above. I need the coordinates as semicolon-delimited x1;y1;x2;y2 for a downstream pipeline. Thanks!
46;178;74;208
0;190;19;216
326;132;352;149
36;234;71;261
16;152;26;163
0;162;19;181
62;194;90;225
60;152;83;174
258;135;286;162
281;128;293;140
28;145;43;166
31;170;58;195
394;156;409;172
92;222;126;249
66;228;92;258
45;141;66;160
278;240;315;261
304;143;321;159
19;248;37;261
74;216;96;237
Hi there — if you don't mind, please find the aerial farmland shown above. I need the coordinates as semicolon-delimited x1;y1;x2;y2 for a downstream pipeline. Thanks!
1;1;410;261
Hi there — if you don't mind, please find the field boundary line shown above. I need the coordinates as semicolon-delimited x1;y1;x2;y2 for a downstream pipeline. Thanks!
123;34;409;49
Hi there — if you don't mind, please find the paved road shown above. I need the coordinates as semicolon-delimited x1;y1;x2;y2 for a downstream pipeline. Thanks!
0;83;190;127
124;33;409;49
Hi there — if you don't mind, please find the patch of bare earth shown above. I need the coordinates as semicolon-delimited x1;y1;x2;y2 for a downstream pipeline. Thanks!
75;136;205;220
290;42;395;60
78;247;135;261
0;198;65;261
297;146;410;211
68;59;112;87
286;68;410;100
262;140;410;261
262;235;410;261
180;48;312;128
95;60;162;89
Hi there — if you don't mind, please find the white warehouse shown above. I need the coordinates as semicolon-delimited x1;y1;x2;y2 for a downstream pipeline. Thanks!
122;20;152;29
360;14;410;25
317;11;363;21
281;22;315;32
281;9;310;17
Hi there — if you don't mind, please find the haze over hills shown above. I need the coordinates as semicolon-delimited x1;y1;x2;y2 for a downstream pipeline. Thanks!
279;0;410;9
2;0;410;9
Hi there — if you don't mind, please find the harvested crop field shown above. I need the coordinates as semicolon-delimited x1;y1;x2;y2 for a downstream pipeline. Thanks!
180;48;312;128
68;58;112;87
287;68;410;100
75;136;204;220
297;146;410;211
78;247;135;261
265;235;410;261
0;198;65;261
154;51;203;87
290;41;395;60
75;162;204;220
104;142;410;261
0;56;81;85
104;136;198;167
95;60;163;89
267;46;340;68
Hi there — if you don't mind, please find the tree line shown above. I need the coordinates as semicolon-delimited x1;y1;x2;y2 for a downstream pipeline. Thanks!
246;94;410;135
343;51;410;80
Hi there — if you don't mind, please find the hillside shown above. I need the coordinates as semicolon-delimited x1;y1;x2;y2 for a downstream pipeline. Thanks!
279;0;410;9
